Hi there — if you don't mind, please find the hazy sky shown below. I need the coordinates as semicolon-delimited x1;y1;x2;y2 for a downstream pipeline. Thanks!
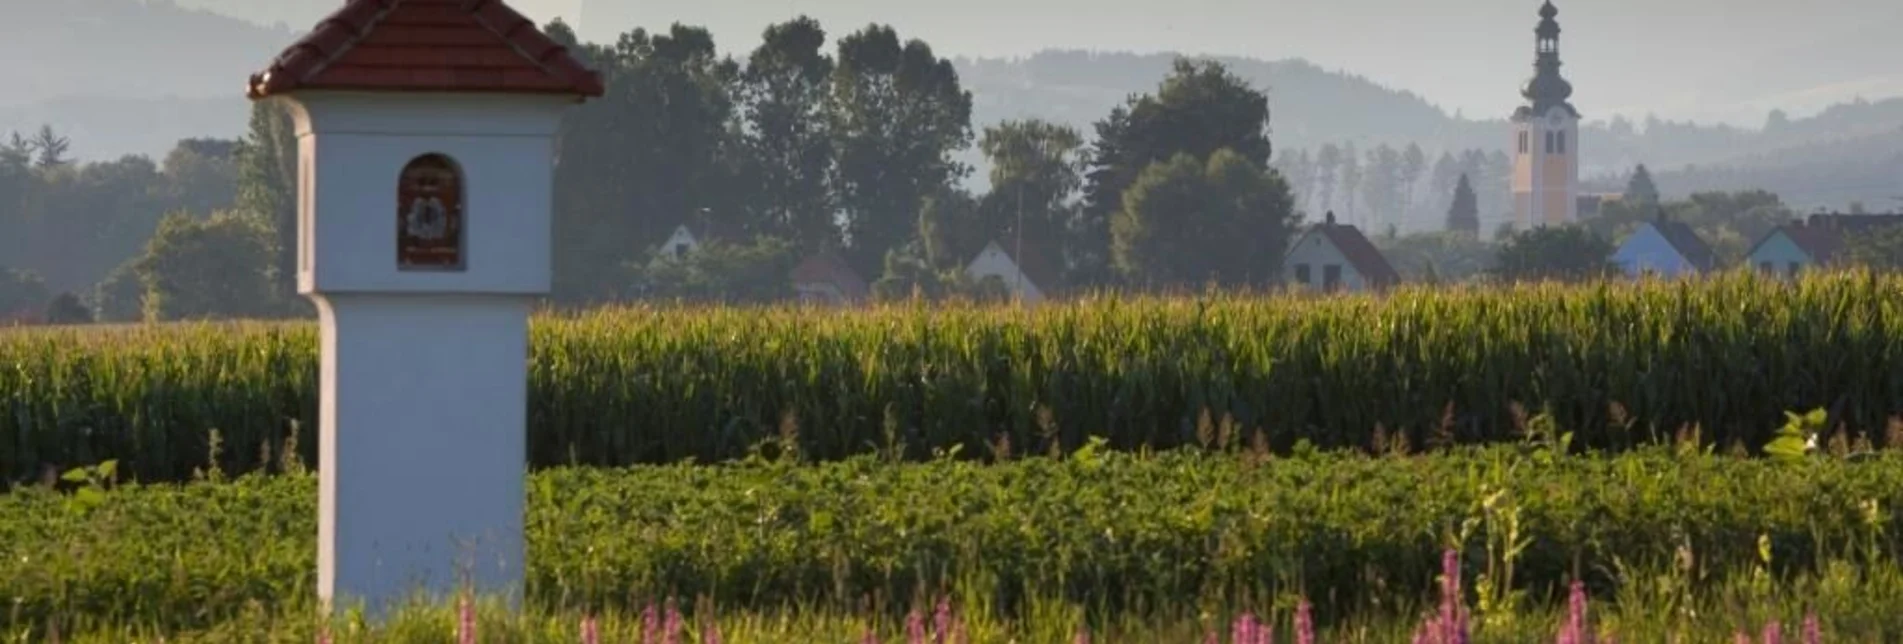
180;0;1903;127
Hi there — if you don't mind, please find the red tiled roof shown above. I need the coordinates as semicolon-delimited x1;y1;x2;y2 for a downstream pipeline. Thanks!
790;252;869;301
246;0;604;100
1316;223;1401;287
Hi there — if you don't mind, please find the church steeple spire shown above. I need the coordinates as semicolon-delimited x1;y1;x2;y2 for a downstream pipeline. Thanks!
1520;1;1578;118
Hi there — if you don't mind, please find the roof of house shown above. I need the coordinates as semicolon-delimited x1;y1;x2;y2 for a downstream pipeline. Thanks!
1294;214;1401;287
972;238;1064;295
790;252;869;300
1751;222;1846;264
246;0;604;100
1648;218;1717;271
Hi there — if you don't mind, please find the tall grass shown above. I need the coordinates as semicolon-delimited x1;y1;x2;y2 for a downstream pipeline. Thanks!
3;270;1901;482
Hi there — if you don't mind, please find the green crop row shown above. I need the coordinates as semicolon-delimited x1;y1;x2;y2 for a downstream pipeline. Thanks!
4;270;1903;483
4;446;1901;636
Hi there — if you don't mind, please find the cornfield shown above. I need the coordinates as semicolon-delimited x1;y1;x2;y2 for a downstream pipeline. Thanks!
3;270;1901;483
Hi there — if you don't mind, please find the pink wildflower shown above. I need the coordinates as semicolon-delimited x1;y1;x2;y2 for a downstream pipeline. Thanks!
1803;612;1821;644
664;598;684;644
642;601;660;644
1762;619;1783;644
1296;598;1314;644
582;613;600;644
1233;611;1258;644
703;618;724;644
1203;627;1219;644
1072;626;1091;644
934;597;953;644
906;608;926;644
458;595;476;644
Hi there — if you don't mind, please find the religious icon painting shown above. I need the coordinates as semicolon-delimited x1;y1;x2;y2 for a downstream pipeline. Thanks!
396;154;465;270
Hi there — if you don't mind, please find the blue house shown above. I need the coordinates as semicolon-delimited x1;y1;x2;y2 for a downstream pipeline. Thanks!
1611;212;1715;279
1745;214;1902;278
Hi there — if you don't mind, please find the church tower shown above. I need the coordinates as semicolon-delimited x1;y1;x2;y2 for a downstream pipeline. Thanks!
1511;1;1580;229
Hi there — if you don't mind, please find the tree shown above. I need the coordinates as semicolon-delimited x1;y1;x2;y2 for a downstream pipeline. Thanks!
133;210;280;321
1338;142;1361;223
1624;164;1660;204
29;125;70;169
1446;173;1480;236
977;119;1086;274
1111;149;1298;287
739;16;837;251
827;24;974;278
234;102;298;303
1313;143;1342;214
1491;225;1616;283
0;267;50;318
43;292;91;325
1376;231;1496;284
1358;144;1403;231
1080;58;1274;285
632;236;800;304
1843;224;1903;271
1401;143;1427;218
91;259;144;323
548;21;747;304
1430;151;1460;210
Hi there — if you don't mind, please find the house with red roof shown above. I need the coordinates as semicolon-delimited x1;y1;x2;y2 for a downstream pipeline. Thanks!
789;251;868;306
1282;212;1401;293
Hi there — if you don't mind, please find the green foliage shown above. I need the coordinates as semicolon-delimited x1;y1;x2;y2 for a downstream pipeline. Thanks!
234;101;298;304
1765;408;1829;462
88;259;144;323
1587;190;1793;267
1110;149;1298;286
133;210;281;322
1844;223;1903;271
828;24;975;277
42;292;91;325
5;270;1903;482
1446;172;1480;236
1375;230;1496;283
4;447;1903;638
1492;225;1617;282
632;237;801;304
739;16;838;252
1082;58;1276;286
0;266;49;318
1624;163;1660;204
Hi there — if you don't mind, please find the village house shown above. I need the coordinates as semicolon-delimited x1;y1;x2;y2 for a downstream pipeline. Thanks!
965;239;1062;305
1610;211;1715;279
1746;213;1903;277
1282;212;1401;293
789;251;868;306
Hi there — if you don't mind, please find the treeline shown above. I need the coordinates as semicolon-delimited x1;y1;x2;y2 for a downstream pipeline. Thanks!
151;18;1310;315
1272;143;1513;236
0;127;254;323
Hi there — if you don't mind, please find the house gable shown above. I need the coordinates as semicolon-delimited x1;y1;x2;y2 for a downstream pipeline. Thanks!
1613;222;1702;278
966;241;1046;303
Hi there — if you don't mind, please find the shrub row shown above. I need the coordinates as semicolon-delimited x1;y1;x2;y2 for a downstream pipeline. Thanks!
3;447;1900;634
3;270;1902;482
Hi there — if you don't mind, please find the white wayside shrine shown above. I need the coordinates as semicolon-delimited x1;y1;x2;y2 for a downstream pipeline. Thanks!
244;0;604;615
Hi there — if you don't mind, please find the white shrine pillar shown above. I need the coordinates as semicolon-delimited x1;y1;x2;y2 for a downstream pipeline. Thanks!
245;0;603;617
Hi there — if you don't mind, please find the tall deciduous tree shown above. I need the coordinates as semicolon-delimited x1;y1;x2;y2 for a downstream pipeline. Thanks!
1111;149;1297;287
977;119;1085;271
740;16;837;251
133;210;279;321
1447;173;1480;236
1491;225;1616;283
1081;58;1274;285
827;24;973;277
548;21;746;303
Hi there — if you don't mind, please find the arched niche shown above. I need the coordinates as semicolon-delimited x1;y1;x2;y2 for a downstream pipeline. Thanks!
396;153;466;271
